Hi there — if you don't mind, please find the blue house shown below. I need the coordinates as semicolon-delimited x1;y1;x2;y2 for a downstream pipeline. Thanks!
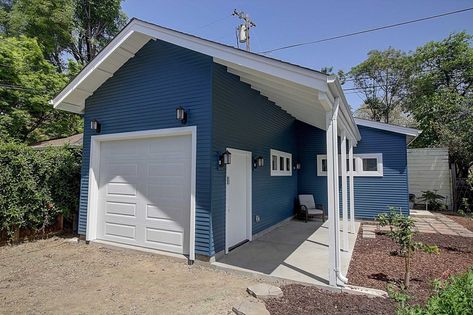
51;19;420;285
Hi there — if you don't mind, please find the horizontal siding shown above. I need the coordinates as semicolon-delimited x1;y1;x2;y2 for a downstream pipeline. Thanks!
353;126;409;218
407;148;451;208
79;40;214;256
211;63;298;254
297;122;410;219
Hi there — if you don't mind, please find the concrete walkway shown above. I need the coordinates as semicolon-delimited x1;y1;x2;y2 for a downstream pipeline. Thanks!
362;211;473;238
213;219;360;286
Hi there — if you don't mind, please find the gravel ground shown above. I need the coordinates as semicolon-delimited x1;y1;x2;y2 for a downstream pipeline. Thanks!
347;231;473;305
0;237;263;314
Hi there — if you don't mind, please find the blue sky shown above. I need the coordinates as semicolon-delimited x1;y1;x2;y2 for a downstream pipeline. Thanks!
122;0;473;109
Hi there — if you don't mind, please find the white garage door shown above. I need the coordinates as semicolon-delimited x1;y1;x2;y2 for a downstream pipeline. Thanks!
96;134;192;255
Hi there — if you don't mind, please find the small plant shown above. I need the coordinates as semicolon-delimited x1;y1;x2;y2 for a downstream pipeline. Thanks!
376;210;439;288
387;283;411;310
418;190;445;211
376;206;402;233
398;268;473;315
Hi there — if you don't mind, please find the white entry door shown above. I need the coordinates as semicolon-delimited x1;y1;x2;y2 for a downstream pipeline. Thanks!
226;148;252;252
96;134;192;255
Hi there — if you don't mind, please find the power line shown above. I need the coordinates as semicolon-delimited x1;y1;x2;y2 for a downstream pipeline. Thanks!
260;6;473;54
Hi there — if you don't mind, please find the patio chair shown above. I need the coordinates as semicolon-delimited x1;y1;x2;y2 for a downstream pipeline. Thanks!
297;194;325;223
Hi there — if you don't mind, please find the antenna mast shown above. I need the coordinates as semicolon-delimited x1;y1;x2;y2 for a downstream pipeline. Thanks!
232;9;256;51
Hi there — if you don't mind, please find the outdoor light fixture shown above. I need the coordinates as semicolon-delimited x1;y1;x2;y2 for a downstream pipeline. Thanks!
176;106;187;124
90;119;101;133
219;150;232;167
253;156;264;168
294;162;301;170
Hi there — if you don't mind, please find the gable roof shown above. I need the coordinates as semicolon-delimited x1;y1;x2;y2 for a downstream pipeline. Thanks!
354;118;421;145
50;18;361;141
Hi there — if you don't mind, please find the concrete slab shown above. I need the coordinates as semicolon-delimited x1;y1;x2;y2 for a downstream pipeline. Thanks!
247;283;283;299
213;219;360;287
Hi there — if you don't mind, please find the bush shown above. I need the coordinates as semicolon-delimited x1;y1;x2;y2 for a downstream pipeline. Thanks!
399;268;473;315
0;142;81;240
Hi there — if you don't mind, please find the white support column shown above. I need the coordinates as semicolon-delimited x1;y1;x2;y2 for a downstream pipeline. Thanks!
341;131;349;251
349;139;356;234
326;98;346;287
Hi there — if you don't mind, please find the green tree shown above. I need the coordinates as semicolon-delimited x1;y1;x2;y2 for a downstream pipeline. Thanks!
348;48;411;124
8;0;74;70
0;36;82;143
71;0;127;64
407;32;473;178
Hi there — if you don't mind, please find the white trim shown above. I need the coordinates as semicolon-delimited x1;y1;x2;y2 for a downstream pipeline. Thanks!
354;118;421;137
317;153;383;177
340;132;349;252
270;149;293;176
86;126;197;261
225;148;253;254
348;140;356;234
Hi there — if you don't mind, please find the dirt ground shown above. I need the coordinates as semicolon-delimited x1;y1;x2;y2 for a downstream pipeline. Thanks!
446;214;473;232
347;231;473;305
0;237;264;314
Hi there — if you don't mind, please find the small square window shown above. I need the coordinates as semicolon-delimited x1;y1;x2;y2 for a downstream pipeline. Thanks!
270;149;292;176
362;158;378;172
272;155;278;171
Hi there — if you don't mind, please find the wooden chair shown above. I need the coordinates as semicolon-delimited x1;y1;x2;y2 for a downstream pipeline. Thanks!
297;194;326;222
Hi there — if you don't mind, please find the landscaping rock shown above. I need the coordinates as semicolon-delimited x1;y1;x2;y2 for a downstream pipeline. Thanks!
64;237;79;243
247;283;283;299
232;300;270;315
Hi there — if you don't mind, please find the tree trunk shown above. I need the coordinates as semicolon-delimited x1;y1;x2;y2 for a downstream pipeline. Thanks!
404;250;411;288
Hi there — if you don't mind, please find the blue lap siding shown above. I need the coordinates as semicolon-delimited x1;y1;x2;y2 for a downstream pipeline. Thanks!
296;122;409;219
210;63;298;255
78;40;214;255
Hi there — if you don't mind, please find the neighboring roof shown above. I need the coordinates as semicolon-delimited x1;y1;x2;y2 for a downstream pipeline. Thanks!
31;133;83;148
354;118;421;137
50;18;361;142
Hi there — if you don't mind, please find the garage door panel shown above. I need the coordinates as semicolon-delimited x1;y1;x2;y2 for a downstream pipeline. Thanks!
106;201;136;217
106;182;137;196
105;222;136;239
97;134;191;256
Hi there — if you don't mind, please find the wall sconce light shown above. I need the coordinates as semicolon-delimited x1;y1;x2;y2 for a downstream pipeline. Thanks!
253;156;264;169
90;119;101;133
219;150;231;167
294;162;301;170
176;106;187;124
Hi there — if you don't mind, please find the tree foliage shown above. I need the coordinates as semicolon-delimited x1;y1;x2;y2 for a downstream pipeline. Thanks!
407;32;473;177
0;36;82;143
348;48;411;123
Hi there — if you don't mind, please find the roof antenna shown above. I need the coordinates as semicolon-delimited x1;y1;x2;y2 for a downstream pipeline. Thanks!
232;9;256;51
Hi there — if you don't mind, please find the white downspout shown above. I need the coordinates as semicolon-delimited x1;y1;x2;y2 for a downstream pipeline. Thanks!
341;131;349;252
349;139;356;233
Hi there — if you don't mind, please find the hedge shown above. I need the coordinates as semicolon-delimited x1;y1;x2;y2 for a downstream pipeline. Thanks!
0;142;81;240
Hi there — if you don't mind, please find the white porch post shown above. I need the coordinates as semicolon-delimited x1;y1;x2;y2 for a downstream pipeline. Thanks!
326;97;346;287
349;139;356;233
341;131;349;251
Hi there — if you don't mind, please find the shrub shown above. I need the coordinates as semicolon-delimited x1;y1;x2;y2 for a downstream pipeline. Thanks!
0;142;81;240
399;268;473;315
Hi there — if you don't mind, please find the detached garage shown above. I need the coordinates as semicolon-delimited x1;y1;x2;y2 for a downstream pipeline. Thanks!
86;128;196;259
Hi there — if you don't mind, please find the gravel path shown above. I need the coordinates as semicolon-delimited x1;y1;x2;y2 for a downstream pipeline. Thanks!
0;237;261;314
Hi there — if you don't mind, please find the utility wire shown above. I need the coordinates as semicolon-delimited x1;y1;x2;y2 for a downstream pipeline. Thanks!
260;7;473;54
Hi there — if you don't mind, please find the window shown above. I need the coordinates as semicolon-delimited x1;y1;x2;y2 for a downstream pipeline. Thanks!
270;149;292;176
317;153;383;177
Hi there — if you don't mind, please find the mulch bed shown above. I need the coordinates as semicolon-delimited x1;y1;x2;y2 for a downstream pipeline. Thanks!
446;214;473;232
347;232;473;305
265;284;396;315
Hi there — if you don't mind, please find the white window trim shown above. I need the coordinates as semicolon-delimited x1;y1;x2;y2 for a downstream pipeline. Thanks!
317;153;383;177
270;149;292;176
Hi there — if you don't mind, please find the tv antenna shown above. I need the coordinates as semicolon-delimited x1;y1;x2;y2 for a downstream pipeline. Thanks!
233;9;256;51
